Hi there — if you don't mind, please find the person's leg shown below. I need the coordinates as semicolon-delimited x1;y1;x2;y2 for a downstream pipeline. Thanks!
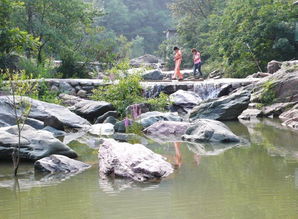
198;62;203;77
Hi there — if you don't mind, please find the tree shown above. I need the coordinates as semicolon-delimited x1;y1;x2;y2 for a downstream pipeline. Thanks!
13;0;101;63
2;70;37;176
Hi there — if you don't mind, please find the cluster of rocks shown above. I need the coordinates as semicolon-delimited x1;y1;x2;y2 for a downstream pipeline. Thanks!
238;60;298;130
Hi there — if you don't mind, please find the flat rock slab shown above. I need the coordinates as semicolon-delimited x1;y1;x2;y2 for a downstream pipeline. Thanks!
34;155;91;174
182;119;240;143
99;139;173;182
0;96;90;130
0;125;77;161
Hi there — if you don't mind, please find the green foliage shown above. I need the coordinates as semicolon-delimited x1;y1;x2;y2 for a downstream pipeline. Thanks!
167;0;297;77
92;61;170;117
259;80;276;105
35;80;61;104
146;92;170;112
18;57;54;78
126;122;144;135
100;0;172;54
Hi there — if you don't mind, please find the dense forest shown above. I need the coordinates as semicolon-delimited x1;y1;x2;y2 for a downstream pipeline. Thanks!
0;0;297;78
163;0;297;77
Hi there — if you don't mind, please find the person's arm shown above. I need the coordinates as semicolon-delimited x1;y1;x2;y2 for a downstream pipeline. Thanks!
175;51;182;60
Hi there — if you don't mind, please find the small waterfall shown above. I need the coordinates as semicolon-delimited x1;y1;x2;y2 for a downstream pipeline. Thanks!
193;82;222;100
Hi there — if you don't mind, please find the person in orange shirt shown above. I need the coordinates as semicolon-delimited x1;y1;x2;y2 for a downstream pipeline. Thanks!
173;47;183;81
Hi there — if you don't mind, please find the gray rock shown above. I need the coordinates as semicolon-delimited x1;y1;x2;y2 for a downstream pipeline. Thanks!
59;82;74;93
282;118;298;130
142;70;163;81
170;90;202;113
70;99;114;122
0;96;90;130
43;126;66;137
114;119;134;133
137;111;182;128
130;54;161;68
88;123;114;136
95;111;118;124
267;60;282;74
103;116;118;125
190;89;251;121
262;102;297;117
182;119;240;143
58;93;82;106
34;155;91;173
238;108;263;120
77;90;87;98
0;125;77;161
51;85;59;93
279;104;298;121
144;121;190;136
98;139;173;182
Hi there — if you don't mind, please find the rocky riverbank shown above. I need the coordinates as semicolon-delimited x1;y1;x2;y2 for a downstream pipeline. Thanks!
0;59;297;184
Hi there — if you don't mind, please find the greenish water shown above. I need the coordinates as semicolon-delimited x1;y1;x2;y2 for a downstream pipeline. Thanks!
0;119;298;219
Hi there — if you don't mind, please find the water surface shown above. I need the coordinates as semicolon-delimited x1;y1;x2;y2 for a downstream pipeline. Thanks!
0;119;298;219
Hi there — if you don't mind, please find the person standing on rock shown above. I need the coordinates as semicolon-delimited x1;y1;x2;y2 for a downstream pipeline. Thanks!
192;48;203;79
173;47;183;81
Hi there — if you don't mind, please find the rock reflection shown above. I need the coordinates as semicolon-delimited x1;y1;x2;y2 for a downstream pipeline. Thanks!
98;176;160;194
0;170;85;191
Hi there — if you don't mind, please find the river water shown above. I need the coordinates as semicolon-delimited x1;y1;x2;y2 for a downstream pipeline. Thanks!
0;119;297;219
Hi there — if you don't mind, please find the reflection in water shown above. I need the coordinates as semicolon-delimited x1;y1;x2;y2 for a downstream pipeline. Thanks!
98;176;161;194
173;142;201;168
296;169;298;188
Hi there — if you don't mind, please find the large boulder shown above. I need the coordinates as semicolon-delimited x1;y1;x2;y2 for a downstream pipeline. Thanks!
34;155;91;173
190;89;251;121
0;125;77;161
170;90;202;113
136;111;182;128
252;61;298;103
182;119;240;143
144;121;190;137
0;96;90;130
142;70;163;81
98;139;173;182
69;99;114;122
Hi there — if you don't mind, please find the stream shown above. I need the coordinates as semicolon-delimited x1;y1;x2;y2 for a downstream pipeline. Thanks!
0;119;297;219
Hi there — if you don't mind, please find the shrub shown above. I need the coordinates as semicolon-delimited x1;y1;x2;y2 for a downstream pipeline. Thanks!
259;80;276;105
35;80;61;104
91;61;170;117
18;57;54;78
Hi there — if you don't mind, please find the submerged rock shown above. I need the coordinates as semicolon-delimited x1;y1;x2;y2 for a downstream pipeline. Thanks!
34;155;91;173
98;139;173;182
137;111;182;128
280;104;298;130
190;89;251;121
182;119;240;143
0;125;77;161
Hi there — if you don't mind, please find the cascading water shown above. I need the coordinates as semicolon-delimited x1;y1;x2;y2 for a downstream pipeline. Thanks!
193;82;223;100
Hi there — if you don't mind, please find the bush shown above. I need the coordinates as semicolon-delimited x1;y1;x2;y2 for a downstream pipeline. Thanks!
35;80;61;104
57;52;90;79
91;61;170;117
259;80;276;105
18;57;54;78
